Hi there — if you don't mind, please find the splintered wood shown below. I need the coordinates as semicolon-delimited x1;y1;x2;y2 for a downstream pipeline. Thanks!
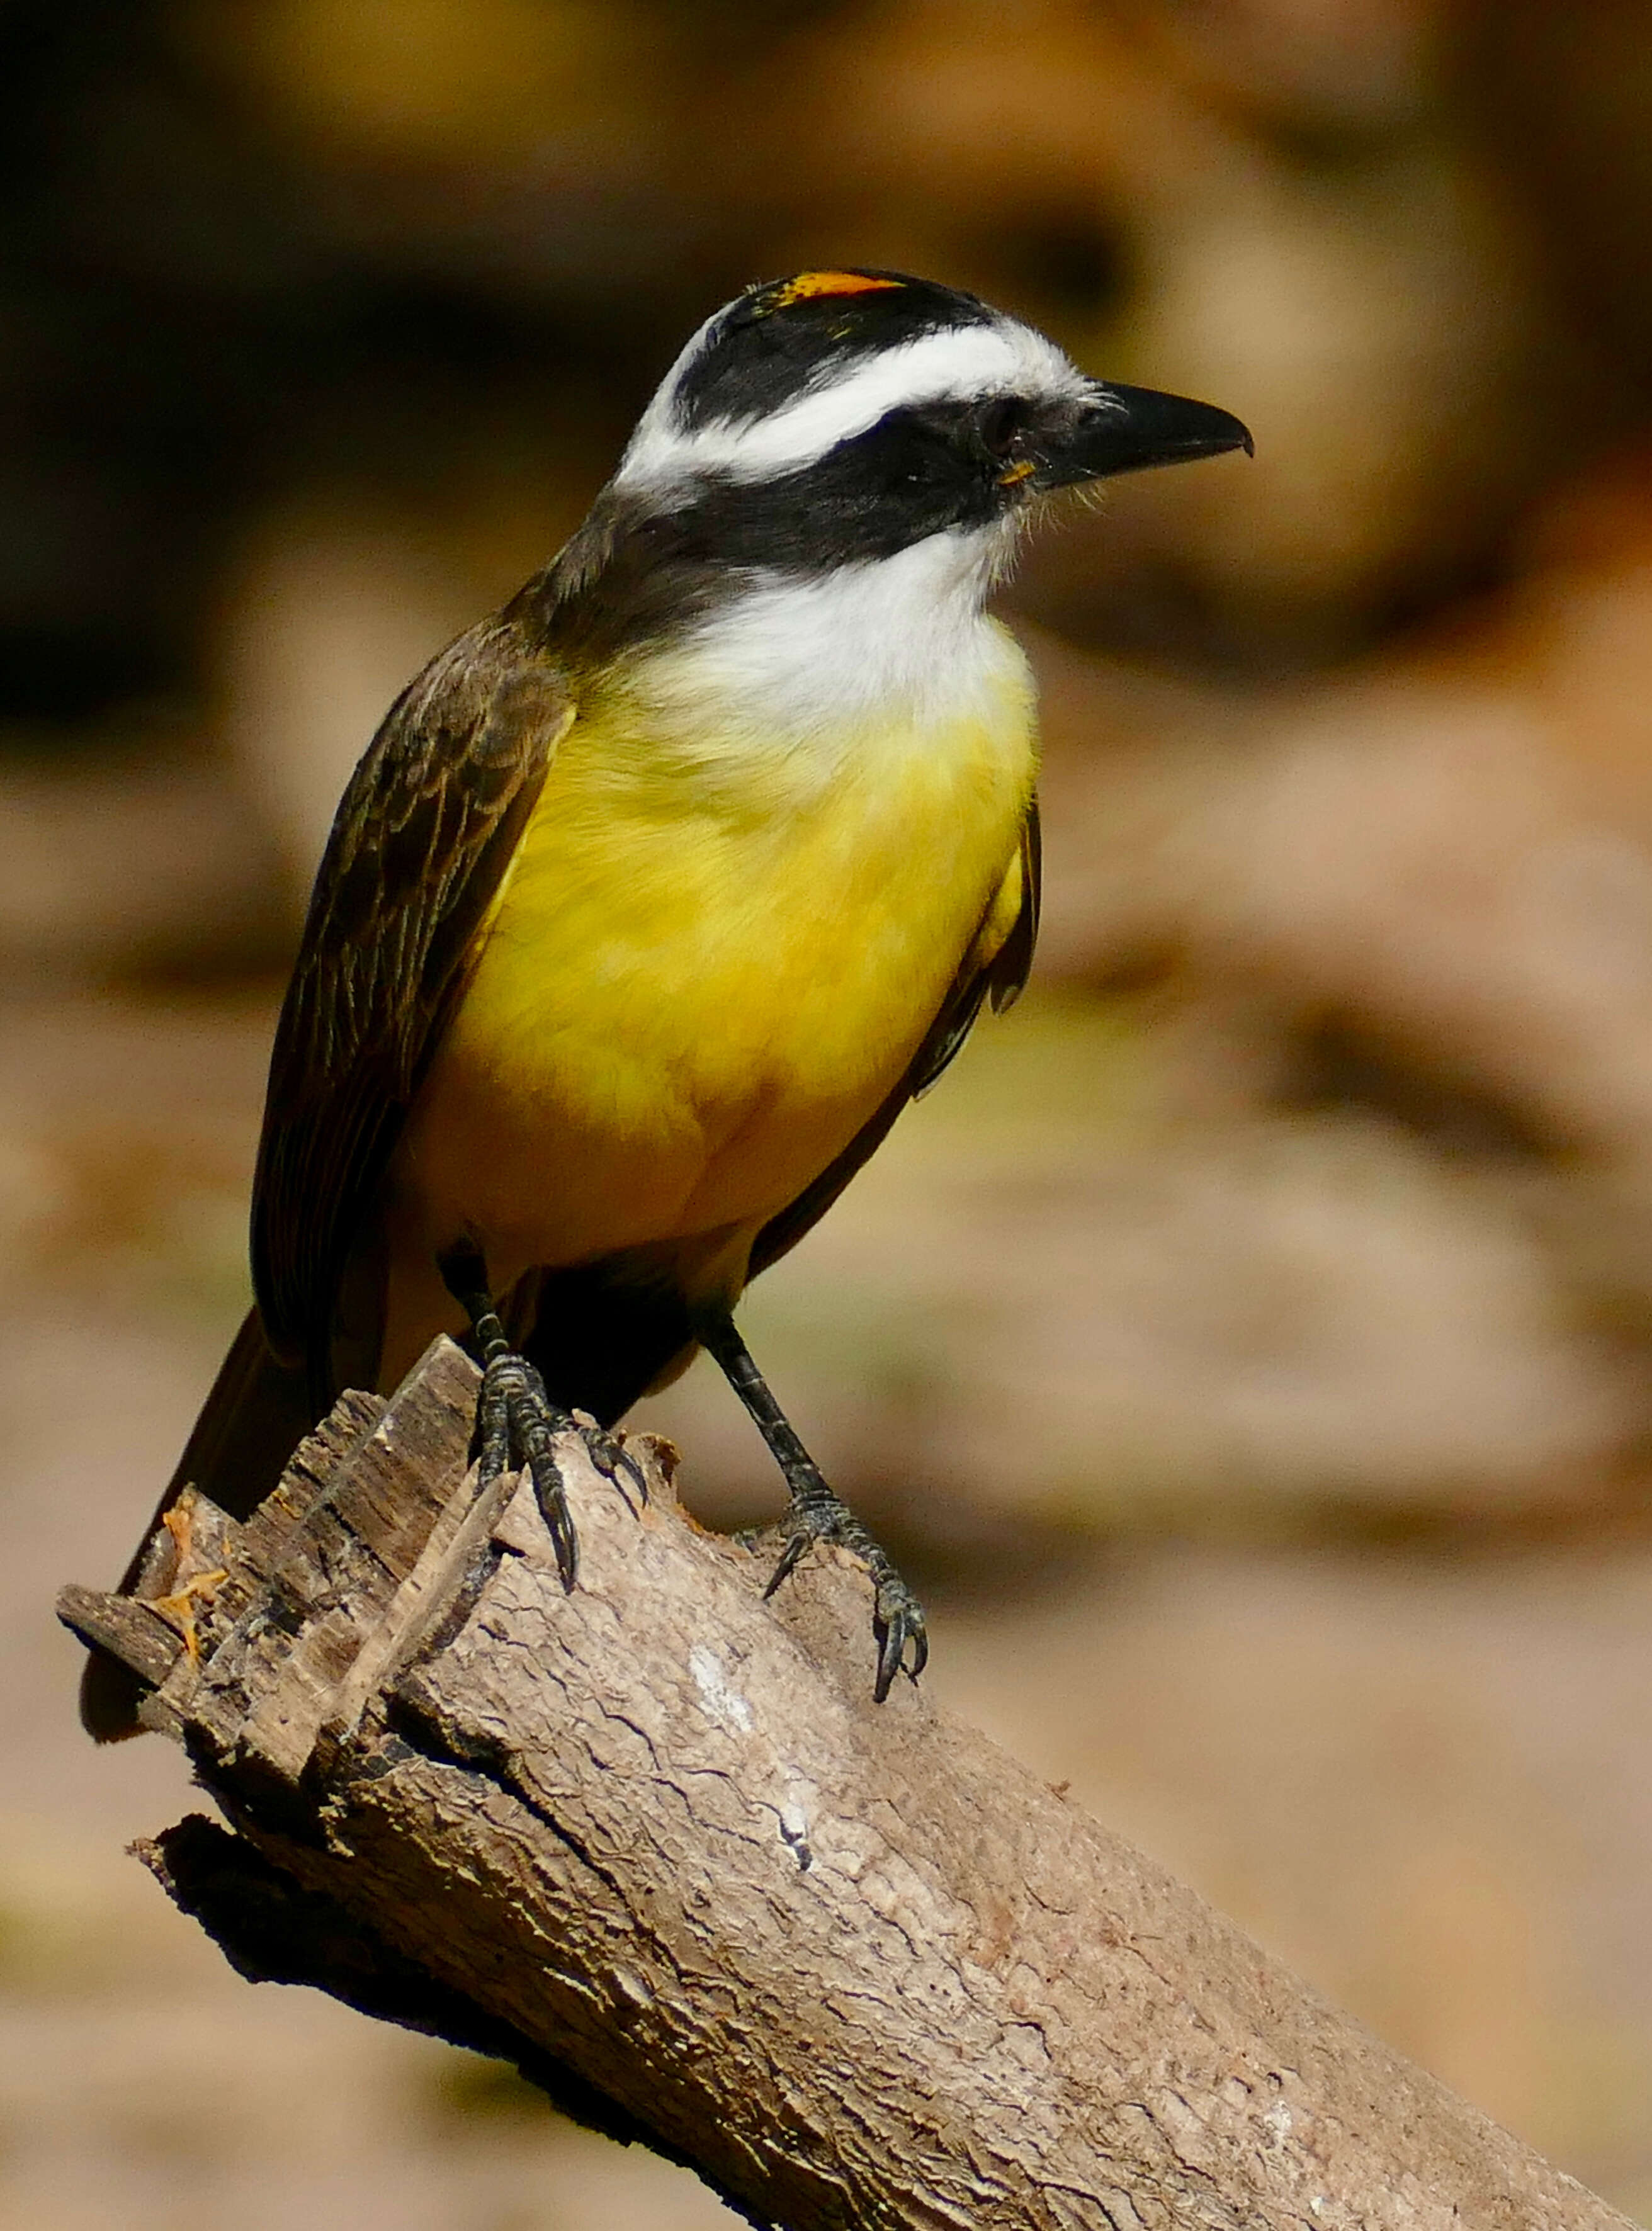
59;1340;1634;2231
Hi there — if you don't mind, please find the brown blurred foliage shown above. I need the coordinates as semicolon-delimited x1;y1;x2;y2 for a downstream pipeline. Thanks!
8;1;1652;2223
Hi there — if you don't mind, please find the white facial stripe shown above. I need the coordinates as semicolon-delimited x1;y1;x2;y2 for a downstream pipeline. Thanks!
617;319;1086;489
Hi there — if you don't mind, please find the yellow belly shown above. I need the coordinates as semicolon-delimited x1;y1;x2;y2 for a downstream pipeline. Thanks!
385;650;1036;1359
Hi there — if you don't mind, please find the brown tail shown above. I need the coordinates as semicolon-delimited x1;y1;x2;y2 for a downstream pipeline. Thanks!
79;1307;315;1741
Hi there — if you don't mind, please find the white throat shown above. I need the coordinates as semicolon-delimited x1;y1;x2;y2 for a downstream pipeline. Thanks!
626;523;1027;750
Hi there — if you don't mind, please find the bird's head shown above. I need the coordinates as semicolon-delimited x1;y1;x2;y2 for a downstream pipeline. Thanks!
611;268;1250;562
540;269;1250;681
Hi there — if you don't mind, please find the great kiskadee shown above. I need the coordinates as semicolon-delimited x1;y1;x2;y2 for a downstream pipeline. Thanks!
83;268;1248;1734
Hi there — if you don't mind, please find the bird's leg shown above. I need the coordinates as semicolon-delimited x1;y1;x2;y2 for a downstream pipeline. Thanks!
437;1241;646;1589
695;1309;927;1702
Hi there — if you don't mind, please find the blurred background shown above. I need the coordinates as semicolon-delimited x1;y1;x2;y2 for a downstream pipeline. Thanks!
7;0;1652;2221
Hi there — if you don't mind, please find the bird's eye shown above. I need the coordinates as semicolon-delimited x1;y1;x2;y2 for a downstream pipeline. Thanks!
976;398;1026;458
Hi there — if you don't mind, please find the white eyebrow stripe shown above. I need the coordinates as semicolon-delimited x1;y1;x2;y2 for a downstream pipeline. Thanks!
616;320;1087;487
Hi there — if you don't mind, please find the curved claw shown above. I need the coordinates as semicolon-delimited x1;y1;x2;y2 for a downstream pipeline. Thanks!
475;1352;581;1587
514;1401;579;1590
586;1430;650;1513
763;1527;813;1600
526;1448;579;1590
872;1586;929;1703
758;1496;929;1702
453;1279;645;1586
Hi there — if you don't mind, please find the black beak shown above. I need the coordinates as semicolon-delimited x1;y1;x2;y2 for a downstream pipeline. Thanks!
1035;382;1253;489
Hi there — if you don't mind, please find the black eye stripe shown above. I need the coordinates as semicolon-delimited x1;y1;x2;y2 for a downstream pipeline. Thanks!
529;379;1058;669
533;398;1022;663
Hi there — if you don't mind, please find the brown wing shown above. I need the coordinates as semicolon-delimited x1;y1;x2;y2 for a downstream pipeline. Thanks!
748;797;1041;1282
252;617;574;1395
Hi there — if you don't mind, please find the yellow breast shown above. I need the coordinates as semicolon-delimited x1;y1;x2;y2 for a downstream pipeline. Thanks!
393;619;1036;1287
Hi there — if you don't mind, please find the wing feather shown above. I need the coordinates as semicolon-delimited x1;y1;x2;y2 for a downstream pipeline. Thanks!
251;618;574;1390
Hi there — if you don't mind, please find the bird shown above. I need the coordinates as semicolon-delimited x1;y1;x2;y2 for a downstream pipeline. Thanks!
82;267;1249;1736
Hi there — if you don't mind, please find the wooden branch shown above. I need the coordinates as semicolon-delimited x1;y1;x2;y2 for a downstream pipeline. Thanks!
60;1340;1633;2231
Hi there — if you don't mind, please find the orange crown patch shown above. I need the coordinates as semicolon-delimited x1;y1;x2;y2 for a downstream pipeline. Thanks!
769;271;904;308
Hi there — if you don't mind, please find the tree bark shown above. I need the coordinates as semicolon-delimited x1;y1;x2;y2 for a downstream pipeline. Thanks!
60;1339;1634;2231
